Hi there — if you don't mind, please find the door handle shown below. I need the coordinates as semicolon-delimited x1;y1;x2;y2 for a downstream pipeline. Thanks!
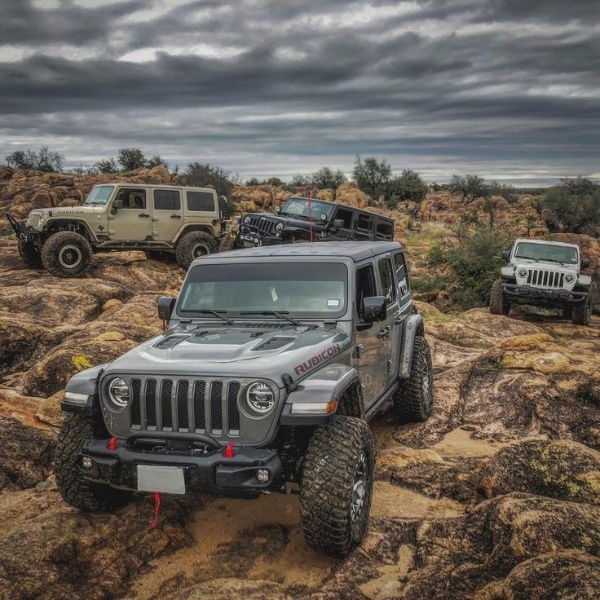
138;213;150;218
170;214;181;219
377;326;390;339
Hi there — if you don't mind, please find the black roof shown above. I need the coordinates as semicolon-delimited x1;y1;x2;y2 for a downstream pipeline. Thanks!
285;196;394;223
199;241;404;264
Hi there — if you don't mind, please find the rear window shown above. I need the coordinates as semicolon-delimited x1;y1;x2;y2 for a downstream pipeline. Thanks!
187;191;215;212
154;189;181;211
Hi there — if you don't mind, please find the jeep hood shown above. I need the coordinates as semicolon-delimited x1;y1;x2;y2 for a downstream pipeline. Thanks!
104;324;351;384
30;206;105;217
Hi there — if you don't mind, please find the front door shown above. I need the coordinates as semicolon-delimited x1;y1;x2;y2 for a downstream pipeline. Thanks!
376;254;400;387
108;187;151;241
355;262;388;409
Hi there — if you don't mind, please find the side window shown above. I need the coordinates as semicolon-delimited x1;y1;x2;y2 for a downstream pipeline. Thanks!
187;191;216;212
393;252;410;299
375;220;393;240
378;257;396;304
333;207;354;229
356;264;377;320
154;189;181;211
116;188;146;209
356;214;373;232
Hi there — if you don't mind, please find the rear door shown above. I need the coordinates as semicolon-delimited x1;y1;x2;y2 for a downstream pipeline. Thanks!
152;188;182;241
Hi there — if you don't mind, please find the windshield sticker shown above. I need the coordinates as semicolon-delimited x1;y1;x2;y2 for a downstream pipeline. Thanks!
327;299;340;307
294;343;341;376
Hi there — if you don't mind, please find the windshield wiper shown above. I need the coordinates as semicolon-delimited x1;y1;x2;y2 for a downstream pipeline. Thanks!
179;309;233;324
240;311;302;326
515;255;540;262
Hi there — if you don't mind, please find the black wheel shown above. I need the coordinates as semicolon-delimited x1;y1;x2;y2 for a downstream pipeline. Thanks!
489;278;510;315
562;305;573;320
300;416;374;557
394;334;434;423
17;238;42;268
572;291;593;326
175;231;217;270
41;231;92;278
55;413;132;511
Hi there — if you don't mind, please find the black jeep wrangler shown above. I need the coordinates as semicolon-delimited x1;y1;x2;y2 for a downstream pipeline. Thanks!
222;196;394;250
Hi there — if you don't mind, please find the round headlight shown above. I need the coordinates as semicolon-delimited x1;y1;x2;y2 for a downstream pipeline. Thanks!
246;382;276;414
275;222;283;232
564;273;575;283
244;216;251;224
108;378;130;408
517;268;528;278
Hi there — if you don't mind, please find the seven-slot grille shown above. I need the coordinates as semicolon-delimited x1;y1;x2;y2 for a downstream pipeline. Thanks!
525;269;565;288
245;215;279;236
129;377;241;436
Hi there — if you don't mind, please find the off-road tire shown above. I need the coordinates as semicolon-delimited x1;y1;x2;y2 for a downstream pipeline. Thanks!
572;286;595;326
489;278;510;316
218;236;237;253
18;238;42;268
41;231;92;278
175;231;217;270
394;334;434;423
55;413;132;511
300;416;374;557
562;305;573;320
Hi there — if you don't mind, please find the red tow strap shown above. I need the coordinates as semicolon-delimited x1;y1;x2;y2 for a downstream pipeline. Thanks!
151;492;161;529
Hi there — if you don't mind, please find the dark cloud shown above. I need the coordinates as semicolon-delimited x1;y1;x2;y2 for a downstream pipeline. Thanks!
0;0;598;185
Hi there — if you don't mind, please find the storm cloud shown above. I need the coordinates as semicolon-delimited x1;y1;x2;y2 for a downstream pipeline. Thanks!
1;0;599;185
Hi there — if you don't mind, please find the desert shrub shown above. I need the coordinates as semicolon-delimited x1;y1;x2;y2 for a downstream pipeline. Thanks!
427;226;513;309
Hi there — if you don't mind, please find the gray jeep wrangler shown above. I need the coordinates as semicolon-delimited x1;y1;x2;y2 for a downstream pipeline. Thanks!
55;241;434;556
490;238;595;325
7;183;230;276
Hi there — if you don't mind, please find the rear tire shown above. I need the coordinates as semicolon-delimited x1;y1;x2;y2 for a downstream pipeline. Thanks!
41;231;92;278
300;416;374;557
489;278;510;315
394;334;434;423
175;231;217;270
18;238;42;268
55;413;132;511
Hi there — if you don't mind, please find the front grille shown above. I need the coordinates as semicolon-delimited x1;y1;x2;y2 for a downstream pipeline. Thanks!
526;269;565;288
130;377;241;436
246;215;279;236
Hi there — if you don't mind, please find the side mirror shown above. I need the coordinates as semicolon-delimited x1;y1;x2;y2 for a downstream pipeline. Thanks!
158;296;176;330
333;219;345;228
111;198;123;214
362;296;387;323
581;258;590;268
275;206;281;214
502;250;510;261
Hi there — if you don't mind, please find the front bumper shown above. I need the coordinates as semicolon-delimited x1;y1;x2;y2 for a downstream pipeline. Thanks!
5;213;41;243
503;283;587;303
79;435;283;496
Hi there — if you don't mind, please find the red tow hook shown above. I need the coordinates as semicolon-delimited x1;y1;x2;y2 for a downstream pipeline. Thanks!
151;492;161;529
107;436;118;451
223;443;235;458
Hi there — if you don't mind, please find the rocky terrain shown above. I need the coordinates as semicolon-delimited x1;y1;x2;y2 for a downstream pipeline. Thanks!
0;171;598;599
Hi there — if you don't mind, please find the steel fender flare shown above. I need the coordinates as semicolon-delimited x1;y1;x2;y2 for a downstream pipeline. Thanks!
281;364;360;422
577;275;592;287
61;363;110;414
399;314;424;379
172;225;216;245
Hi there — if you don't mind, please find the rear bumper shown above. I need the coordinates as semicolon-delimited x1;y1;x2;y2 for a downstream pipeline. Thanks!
79;436;283;496
503;283;587;303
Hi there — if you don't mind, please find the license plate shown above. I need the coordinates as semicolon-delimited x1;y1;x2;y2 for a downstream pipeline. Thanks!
137;465;185;495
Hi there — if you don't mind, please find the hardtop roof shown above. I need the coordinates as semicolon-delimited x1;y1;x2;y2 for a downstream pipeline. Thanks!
284;196;394;223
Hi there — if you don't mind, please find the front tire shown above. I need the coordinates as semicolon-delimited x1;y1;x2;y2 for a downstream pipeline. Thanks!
489;278;510;315
175;231;217;270
572;289;594;326
300;416;374;557
394;334;434;423
18;238;43;268
55;413;132;511
41;231;92;278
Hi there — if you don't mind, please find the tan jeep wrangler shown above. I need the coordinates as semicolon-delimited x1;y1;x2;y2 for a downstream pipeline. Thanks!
7;183;231;277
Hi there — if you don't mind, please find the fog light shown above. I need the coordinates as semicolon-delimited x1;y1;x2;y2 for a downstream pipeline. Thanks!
81;457;93;469
256;468;270;483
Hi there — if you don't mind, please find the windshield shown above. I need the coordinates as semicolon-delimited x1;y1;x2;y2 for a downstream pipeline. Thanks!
178;262;348;319
514;242;578;264
281;198;335;220
84;185;115;205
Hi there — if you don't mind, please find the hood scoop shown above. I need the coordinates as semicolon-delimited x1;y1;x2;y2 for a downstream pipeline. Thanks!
153;334;190;349
252;336;296;351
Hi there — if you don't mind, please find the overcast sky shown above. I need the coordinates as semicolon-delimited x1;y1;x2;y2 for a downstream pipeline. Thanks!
1;0;599;186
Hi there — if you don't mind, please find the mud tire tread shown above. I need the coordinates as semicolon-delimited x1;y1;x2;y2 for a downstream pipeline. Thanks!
18;238;42;268
300;415;374;557
175;231;217;269
489;278;509;316
41;231;92;278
